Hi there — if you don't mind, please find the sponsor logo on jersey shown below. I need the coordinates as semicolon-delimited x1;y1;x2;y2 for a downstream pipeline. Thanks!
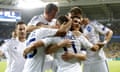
87;26;92;32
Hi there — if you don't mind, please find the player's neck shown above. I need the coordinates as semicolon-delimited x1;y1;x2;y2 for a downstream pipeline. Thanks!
18;37;26;42
72;30;81;37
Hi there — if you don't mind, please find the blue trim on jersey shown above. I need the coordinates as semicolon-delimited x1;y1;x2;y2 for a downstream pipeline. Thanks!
25;49;37;58
63;47;68;52
72;41;77;53
25;38;37;58
26;38;36;46
63;34;77;53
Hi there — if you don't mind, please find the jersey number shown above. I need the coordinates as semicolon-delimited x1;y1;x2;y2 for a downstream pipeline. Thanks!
63;41;77;53
26;38;37;58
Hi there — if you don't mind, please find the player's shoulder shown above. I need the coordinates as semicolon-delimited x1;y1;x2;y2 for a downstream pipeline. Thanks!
5;38;15;43
35;27;53;32
79;34;86;38
32;15;41;19
90;20;103;26
3;38;17;46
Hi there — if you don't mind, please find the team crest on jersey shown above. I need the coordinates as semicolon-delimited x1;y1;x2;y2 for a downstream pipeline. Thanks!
87;26;92;32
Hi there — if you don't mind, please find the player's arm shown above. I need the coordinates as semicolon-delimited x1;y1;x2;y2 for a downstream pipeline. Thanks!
62;52;86;61
0;40;8;57
23;37;57;58
0;50;4;56
55;16;72;36
80;35;100;51
46;39;72;54
93;21;113;47
27;21;51;33
103;29;113;44
97;29;113;48
27;25;41;33
23;40;45;58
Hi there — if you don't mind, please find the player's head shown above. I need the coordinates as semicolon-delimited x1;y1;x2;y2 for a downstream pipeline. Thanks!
15;21;27;39
57;15;69;25
70;16;82;32
44;3;58;22
55;15;69;28
68;7;82;18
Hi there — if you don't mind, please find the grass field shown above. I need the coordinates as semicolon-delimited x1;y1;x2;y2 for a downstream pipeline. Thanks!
0;61;120;72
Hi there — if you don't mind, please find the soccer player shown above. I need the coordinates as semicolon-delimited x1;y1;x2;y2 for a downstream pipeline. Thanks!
22;16;72;72
0;40;5;56
0;21;27;72
45;16;100;72
26;3;62;72
68;6;113;72
81;18;113;72
27;3;59;32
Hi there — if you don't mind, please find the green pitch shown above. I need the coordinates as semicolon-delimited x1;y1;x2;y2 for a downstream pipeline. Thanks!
0;61;120;72
0;61;6;72
108;61;120;72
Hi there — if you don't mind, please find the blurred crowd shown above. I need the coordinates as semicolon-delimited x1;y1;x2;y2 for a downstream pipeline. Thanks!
104;42;120;58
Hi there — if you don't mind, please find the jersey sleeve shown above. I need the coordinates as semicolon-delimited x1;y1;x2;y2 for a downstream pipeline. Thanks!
28;16;40;26
91;21;110;35
40;38;53;47
35;28;58;39
41;37;62;48
80;35;93;49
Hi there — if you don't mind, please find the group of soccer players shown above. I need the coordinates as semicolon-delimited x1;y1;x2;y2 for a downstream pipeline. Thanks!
0;3;113;72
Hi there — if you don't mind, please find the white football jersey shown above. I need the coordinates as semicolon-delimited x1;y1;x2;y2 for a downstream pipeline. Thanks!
43;32;93;72
1;38;26;72
27;14;57;72
82;20;111;64
28;14;56;26
23;28;58;72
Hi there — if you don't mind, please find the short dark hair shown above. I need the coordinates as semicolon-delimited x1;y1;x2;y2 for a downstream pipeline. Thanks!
69;7;82;15
15;21;25;29
16;21;25;25
57;15;69;24
45;3;58;13
71;16;81;19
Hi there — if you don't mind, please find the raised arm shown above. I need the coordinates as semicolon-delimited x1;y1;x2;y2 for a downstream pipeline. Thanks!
0;50;4;56
55;16;72;36
97;29;113;48
104;29;113;43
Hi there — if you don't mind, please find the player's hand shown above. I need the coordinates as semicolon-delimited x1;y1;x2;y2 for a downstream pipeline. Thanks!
97;41;107;48
81;18;89;25
58;39;72;48
61;52;74;61
65;15;72;22
91;44;100;51
23;48;31;58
